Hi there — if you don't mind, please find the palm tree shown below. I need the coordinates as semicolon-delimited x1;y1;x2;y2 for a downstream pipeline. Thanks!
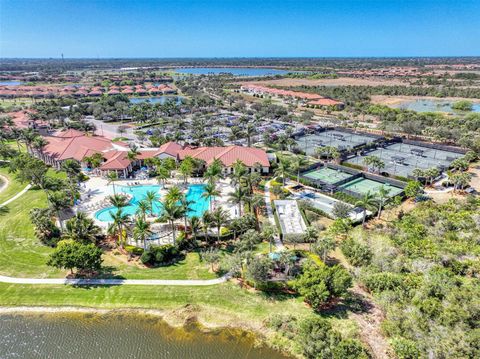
159;199;183;244
47;191;70;230
202;182;220;211
111;209;130;248
188;216;201;241
355;191;378;227
108;194;129;209
204;158;224;183
202;211;213;240
145;190;159;216
229;187;246;217
303;226;319;251
274;159;290;186
155;165;169;184
376;186;391;219
63;212;101;244
211;207;230;243
179;195;194;229
231;160;247;189
165;185;182;202
32;136;48;158
261;223;277;253
107;171;119;195
292;155;308;183
136;199;150;220
133;216;152;250
126;145;140;163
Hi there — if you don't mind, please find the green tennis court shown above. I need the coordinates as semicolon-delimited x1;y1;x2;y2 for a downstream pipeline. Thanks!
339;178;403;197
303;167;353;184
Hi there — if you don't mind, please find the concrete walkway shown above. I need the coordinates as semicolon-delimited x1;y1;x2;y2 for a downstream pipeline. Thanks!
0;274;230;286
0;184;32;208
264;181;285;250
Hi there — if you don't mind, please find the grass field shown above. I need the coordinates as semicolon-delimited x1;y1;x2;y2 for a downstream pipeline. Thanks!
0;165;219;280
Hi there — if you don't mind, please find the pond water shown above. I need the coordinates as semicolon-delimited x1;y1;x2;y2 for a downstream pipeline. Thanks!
0;313;291;359
0;80;23;86
173;67;291;76
129;96;184;105
392;99;480;113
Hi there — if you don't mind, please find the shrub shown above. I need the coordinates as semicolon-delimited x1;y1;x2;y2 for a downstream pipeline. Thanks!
340;238;372;267
140;244;183;267
125;245;144;256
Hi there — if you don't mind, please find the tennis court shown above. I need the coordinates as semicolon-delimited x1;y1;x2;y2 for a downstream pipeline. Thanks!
303;166;354;184
345;142;464;177
339;178;403;197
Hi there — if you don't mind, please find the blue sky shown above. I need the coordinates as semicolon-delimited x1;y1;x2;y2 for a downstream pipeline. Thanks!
1;0;479;58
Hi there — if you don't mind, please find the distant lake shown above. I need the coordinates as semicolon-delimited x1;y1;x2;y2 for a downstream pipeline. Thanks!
0;313;291;359
0;80;22;86
393;99;480;113
174;67;291;76
130;96;184;105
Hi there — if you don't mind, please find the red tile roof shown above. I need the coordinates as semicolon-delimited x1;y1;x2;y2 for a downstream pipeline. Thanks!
99;151;131;170
178;145;269;167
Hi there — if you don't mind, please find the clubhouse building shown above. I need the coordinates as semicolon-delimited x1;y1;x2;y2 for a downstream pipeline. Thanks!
32;129;270;177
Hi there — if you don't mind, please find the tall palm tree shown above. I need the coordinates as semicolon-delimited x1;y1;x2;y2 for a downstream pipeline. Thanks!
159;199;183;244
136;199;151;220
274;159;290;186
179;195;194;229
202;182;220;211
145;190;159;216
231;160;247;189
229;187;246;217
376;186;391;219
133;216;153;250
204;158;224;183
165;185;182;202
107;171;119;195
47;191;70;230
261;223;277;253
111;209;130;248
211;207;230;243
188;216;201;241
292;155;308;183
355;191;378;227
155;165;169;184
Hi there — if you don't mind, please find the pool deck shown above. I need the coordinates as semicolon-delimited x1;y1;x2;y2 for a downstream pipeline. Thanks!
77;176;238;228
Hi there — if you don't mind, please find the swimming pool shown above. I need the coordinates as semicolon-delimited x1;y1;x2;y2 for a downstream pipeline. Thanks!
95;184;209;222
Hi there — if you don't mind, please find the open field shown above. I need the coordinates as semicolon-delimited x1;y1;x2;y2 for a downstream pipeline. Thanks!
371;94;480;106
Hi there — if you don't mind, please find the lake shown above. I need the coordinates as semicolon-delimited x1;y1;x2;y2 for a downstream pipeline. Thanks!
130;96;184;105
0;81;23;86
0;312;291;359
392;99;480;113
173;67;291;76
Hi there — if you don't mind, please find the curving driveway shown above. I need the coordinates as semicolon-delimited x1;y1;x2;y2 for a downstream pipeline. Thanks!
0;274;230;286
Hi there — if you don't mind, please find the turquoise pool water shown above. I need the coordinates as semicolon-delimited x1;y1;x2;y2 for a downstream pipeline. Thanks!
95;184;209;222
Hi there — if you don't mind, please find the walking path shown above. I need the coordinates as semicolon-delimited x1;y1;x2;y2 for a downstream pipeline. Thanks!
0;273;230;286
264;181;285;250
0;184;31;208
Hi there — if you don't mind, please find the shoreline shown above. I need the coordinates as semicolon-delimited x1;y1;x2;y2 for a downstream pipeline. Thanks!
0;305;299;358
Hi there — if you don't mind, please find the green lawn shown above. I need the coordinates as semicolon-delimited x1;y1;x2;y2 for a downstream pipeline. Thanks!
0;281;312;325
0;167;27;204
0;166;218;280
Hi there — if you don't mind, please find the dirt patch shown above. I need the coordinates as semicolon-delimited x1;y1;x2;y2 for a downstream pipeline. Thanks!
371;94;480;107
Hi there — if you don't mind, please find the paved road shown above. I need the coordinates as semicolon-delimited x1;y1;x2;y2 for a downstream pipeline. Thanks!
0;274;230;286
264;181;285;250
0;184;32;208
